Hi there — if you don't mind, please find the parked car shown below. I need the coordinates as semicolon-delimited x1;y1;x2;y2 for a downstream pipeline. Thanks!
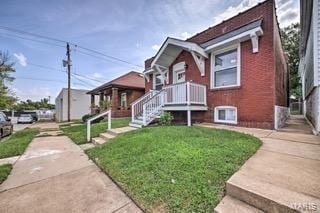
0;112;13;138
17;114;34;124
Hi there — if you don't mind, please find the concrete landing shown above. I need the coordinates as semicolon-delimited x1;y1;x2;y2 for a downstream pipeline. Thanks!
215;195;263;213
0;132;141;212
108;126;137;135
197;116;320;212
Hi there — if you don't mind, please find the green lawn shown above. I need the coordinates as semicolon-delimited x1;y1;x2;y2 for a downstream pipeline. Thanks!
0;164;12;184
61;118;130;144
0;128;39;159
86;126;261;212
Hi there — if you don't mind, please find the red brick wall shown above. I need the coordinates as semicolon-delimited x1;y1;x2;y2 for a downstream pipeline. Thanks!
273;11;289;107
144;0;282;129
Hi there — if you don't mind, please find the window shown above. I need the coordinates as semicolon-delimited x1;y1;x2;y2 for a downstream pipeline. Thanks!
121;93;127;107
0;114;5;122
211;45;240;88
214;106;237;124
154;73;167;90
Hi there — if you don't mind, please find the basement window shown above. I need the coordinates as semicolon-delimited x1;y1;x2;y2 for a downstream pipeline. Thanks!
214;106;237;124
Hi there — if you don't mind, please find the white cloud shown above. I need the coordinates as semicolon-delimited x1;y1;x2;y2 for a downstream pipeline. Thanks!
12;87;52;102
213;0;264;25
152;44;161;51
275;0;299;27
93;72;102;78
180;32;191;40
13;53;27;67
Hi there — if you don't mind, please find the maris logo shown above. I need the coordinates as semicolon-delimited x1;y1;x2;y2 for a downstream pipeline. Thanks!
292;203;318;211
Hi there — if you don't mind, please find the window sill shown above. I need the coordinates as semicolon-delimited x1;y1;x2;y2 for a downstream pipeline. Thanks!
214;120;237;125
210;85;240;92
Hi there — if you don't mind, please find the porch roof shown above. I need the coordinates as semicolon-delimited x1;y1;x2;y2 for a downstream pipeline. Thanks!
149;37;208;69
87;71;145;95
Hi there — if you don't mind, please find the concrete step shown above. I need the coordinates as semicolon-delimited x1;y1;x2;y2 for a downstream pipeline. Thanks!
129;122;143;128
226;172;320;213
92;137;107;145
107;126;137;136
99;133;115;141
214;195;263;213
79;143;96;150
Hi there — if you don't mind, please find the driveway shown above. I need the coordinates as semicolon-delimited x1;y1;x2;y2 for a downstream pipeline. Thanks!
9;117;32;132
0;122;141;213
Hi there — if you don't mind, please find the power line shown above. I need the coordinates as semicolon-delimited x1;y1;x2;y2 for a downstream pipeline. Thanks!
14;76;90;88
0;25;144;69
0;32;65;48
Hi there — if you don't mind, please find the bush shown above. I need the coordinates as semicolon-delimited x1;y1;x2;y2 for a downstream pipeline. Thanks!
159;112;173;126
82;114;104;124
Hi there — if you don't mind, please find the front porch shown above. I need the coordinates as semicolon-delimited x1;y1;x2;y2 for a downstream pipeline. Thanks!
131;81;207;127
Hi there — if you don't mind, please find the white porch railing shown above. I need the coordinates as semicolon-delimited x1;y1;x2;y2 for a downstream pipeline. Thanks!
131;81;206;126
131;90;157;123
163;81;206;105
142;91;164;125
86;109;111;142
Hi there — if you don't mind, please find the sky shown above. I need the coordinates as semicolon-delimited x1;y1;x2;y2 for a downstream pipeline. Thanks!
0;0;299;103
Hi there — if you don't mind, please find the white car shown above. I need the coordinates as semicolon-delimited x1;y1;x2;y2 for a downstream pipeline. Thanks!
17;114;34;124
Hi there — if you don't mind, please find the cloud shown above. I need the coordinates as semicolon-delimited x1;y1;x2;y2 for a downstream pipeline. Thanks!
13;53;27;67
152;44;161;51
12;87;52;102
275;0;299;27
180;32;191;40
93;72;102;78
213;0;264;25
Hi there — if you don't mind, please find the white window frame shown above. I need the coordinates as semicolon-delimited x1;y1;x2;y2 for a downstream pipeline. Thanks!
210;44;241;89
153;72;168;90
214;106;237;124
173;61;186;84
120;92;127;107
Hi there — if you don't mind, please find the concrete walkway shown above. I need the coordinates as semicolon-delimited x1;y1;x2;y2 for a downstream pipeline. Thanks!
197;116;320;212
0;123;141;213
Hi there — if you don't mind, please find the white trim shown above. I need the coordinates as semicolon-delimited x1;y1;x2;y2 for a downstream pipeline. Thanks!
205;26;263;53
151;37;208;68
214;106;237;124
210;44;241;89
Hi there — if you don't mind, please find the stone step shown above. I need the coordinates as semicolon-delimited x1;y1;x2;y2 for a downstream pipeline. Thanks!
129;122;143;128
107;126;137;136
79;143;96;150
99;133;115;141
226;172;320;213
214;195;263;213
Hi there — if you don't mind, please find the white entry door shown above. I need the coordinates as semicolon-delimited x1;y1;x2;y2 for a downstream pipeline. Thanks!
173;62;186;103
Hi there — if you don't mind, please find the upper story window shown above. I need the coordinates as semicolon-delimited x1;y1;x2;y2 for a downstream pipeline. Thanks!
153;72;168;90
211;44;240;89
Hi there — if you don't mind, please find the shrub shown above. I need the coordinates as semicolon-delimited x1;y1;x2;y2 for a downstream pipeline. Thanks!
159;112;173;126
82;114;104;124
99;100;112;111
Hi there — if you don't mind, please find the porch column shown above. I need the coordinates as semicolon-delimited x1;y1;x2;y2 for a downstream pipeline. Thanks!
99;93;104;102
111;88;119;110
91;94;95;106
187;110;191;127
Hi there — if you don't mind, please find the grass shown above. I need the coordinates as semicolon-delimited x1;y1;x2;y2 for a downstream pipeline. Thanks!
0;164;12;184
61;118;130;144
0;128;39;159
86;126;262;212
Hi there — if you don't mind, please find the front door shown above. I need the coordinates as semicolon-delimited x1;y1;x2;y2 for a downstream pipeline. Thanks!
173;69;186;103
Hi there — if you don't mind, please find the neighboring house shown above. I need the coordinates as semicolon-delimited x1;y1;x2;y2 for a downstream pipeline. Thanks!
299;0;320;135
55;88;98;122
87;71;145;117
131;0;289;129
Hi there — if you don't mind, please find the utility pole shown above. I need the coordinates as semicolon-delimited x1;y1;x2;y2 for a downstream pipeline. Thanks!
66;43;71;122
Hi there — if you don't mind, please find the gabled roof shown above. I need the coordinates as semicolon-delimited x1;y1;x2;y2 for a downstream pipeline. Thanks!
87;71;144;94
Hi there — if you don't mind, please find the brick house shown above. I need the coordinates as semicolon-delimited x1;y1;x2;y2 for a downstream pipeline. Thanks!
130;0;289;129
88;71;145;117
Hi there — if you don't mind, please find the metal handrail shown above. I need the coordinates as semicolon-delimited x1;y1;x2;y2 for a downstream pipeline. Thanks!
86;109;111;142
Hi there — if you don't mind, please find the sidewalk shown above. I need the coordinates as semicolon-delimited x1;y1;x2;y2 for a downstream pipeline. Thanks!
0;123;141;213
197;116;320;212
